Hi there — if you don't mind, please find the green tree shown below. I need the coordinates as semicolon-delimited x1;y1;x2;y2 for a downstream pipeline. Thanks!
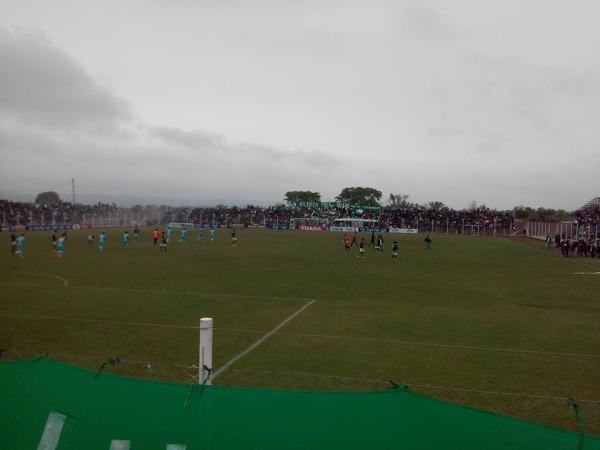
336;187;382;207
427;201;447;211
284;191;321;203
387;193;412;209
35;191;60;204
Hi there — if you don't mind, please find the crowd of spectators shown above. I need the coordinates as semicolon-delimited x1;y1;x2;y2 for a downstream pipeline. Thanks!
575;198;600;227
0;200;117;227
161;204;515;232
3;198;598;232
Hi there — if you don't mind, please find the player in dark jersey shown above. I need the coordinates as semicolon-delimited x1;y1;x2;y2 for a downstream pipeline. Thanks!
424;234;432;250
392;241;399;261
369;232;376;248
358;238;366;259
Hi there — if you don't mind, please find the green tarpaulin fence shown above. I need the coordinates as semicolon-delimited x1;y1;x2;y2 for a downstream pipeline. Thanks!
1;357;599;450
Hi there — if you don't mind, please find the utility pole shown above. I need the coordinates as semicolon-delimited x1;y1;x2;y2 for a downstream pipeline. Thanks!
71;178;76;205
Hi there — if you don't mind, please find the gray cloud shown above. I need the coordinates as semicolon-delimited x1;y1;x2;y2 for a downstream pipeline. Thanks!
1;1;600;209
0;28;131;128
0;28;344;205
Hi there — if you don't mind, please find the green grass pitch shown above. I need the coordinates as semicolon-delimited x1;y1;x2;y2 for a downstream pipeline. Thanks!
1;228;599;431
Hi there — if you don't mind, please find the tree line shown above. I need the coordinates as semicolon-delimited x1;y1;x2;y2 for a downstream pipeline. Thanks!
285;189;575;221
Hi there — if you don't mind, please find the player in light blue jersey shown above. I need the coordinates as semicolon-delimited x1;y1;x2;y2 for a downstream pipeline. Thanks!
98;232;106;252
122;231;130;248
165;227;172;243
210;227;216;242
15;233;25;258
180;227;188;245
56;233;66;258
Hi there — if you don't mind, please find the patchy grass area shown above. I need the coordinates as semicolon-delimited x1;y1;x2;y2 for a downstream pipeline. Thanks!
1;228;599;431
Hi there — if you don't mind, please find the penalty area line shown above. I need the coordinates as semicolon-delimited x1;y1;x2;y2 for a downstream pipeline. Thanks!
212;299;316;380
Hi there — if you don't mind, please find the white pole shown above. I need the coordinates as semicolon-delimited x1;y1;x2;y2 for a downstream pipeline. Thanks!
199;317;214;385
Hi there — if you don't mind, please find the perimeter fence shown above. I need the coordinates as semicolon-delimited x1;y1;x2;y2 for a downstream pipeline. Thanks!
2;347;598;435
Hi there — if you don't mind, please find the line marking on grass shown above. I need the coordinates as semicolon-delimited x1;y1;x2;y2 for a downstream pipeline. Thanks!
0;313;267;334
0;281;313;302
572;272;600;275
1;313;200;330
275;331;600;359
10;271;69;287
212;299;316;380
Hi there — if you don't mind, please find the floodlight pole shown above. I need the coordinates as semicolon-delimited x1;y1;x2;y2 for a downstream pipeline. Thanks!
199;318;214;385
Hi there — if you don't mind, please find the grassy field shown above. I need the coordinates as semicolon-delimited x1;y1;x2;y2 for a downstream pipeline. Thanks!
1;227;599;432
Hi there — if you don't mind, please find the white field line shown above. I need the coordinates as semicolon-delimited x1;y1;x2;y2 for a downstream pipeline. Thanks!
212;299;316;380
11;271;69;287
276;331;600;359
3;310;598;360
2;313;200;330
0;281;313;302
1;313;265;334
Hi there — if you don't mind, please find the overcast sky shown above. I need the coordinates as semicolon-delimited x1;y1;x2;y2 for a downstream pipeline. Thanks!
1;0;599;209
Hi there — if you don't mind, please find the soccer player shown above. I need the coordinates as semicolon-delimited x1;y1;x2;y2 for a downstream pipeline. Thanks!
392;241;399;261
369;232;376;248
376;234;384;252
544;234;552;250
10;233;16;255
98;231;106;252
152;228;160;245
51;231;57;253
197;228;204;241
210;227;216;242
134;227;140;240
56;233;66;258
180;227;188;245
358;238;366;259
424;234;432;250
160;236;168;255
343;233;350;251
351;232;358;247
87;234;94;246
165;226;172;243
231;229;237;247
15;233;25;258
122;231;130;248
